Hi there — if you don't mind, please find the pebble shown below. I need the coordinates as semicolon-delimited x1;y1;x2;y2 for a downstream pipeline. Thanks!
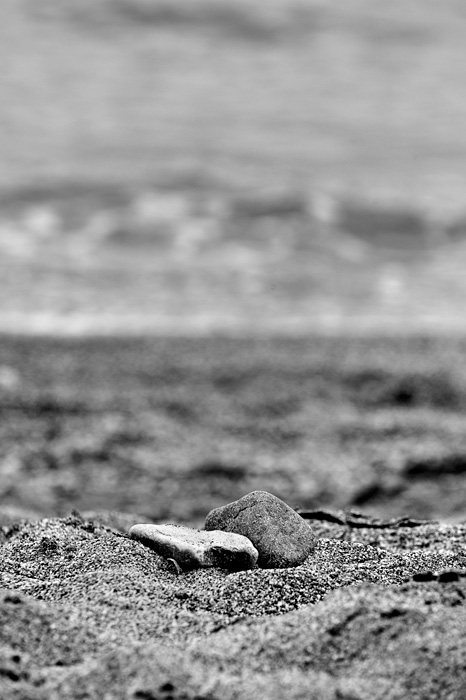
204;490;316;568
129;523;258;572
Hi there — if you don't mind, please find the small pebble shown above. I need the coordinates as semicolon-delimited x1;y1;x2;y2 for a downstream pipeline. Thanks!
129;523;258;571
204;490;316;569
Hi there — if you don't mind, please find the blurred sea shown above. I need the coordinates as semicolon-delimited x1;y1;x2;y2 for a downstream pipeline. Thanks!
2;0;466;335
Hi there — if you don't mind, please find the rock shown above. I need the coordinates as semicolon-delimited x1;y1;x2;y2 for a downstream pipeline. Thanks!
129;523;258;572
204;491;316;568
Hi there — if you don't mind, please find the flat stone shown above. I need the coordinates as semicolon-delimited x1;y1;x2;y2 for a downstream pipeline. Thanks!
129;523;258;571
204;490;316;568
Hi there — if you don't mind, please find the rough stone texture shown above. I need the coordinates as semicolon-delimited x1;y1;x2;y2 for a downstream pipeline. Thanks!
204;491;316;568
129;523;258;571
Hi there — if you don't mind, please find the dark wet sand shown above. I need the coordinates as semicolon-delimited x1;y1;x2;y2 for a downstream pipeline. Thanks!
1;509;465;700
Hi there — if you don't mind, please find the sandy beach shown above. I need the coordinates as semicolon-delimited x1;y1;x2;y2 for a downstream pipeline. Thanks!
1;507;465;699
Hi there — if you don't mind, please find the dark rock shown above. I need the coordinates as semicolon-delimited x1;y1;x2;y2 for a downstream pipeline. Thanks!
204;490;316;568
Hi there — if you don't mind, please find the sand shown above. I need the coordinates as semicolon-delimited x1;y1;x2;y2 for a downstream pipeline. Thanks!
1;509;466;700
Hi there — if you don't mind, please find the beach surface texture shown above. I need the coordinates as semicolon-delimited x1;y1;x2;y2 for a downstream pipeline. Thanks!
1;506;465;700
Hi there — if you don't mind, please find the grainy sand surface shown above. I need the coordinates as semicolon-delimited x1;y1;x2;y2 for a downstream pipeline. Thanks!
1;509;465;699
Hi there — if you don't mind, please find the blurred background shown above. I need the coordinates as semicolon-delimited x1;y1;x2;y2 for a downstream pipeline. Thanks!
1;0;466;527
2;0;466;333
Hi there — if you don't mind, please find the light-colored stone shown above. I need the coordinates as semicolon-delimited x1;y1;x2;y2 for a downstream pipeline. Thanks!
204;490;316;569
129;523;258;571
